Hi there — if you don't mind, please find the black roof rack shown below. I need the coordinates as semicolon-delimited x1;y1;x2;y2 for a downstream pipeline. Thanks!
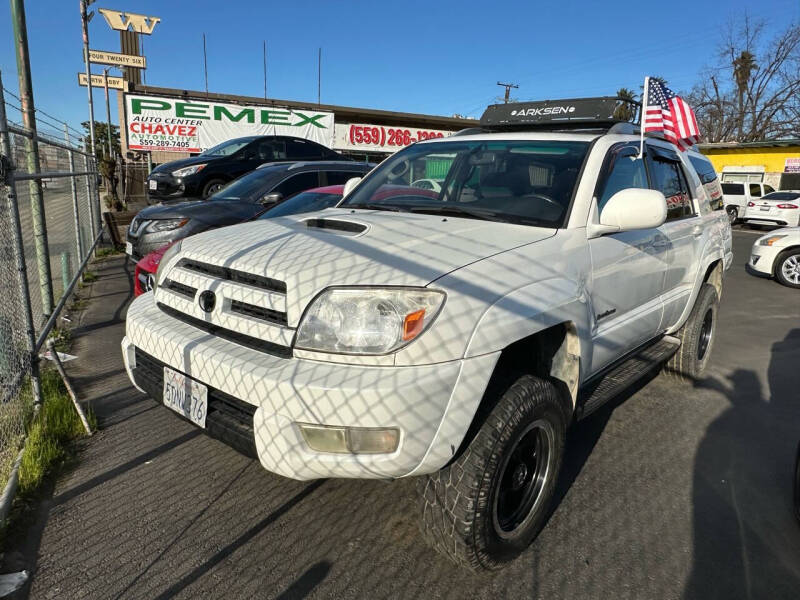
480;96;641;130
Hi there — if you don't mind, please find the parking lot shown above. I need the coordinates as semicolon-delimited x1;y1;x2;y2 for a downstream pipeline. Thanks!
11;228;800;599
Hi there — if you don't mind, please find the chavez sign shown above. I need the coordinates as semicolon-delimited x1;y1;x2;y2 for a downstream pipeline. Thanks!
124;94;334;153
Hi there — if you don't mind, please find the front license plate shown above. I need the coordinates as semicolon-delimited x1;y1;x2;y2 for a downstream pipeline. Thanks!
163;367;208;428
125;241;133;255
149;179;157;191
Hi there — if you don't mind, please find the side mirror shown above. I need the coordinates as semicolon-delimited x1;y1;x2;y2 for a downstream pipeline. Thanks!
260;192;283;206
592;188;667;235
342;177;362;198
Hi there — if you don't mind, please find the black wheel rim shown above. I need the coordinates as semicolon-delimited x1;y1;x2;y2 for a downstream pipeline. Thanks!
697;308;713;360
727;207;737;223
206;183;223;196
492;420;553;538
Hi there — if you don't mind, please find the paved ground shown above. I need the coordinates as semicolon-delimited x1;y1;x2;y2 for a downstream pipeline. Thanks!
11;230;800;599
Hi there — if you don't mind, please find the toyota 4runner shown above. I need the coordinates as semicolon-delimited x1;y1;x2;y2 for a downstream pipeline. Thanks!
122;97;733;571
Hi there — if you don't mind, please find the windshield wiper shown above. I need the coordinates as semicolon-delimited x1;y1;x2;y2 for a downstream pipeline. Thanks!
406;205;509;222
347;203;409;213
407;205;552;227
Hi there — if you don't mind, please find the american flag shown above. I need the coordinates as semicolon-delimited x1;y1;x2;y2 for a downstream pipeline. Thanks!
644;79;700;151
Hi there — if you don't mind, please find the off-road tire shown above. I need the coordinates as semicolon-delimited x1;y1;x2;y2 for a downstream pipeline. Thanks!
774;249;800;289
417;374;567;571
665;283;719;381
201;178;226;198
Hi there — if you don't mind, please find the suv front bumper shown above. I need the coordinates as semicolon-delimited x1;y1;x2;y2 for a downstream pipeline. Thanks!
122;294;498;480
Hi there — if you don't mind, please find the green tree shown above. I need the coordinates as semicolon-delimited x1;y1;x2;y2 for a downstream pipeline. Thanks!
614;87;637;121
80;121;120;161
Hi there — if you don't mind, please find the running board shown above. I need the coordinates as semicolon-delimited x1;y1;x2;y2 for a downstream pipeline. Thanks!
577;336;681;419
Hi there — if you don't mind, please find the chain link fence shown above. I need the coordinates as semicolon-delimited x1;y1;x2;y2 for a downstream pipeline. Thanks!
0;71;102;505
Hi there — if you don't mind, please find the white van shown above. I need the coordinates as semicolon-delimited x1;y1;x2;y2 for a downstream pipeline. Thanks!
722;181;776;223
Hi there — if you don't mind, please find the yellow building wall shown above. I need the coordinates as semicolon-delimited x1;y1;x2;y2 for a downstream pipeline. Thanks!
700;146;800;173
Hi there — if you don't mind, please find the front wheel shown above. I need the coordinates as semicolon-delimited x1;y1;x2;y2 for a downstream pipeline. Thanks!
201;178;226;198
775;250;800;288
726;206;738;224
666;283;719;381
417;374;567;571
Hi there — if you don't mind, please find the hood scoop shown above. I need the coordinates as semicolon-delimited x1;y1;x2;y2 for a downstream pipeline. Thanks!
301;218;367;235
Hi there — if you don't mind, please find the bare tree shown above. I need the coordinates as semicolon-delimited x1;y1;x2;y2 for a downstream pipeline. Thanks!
688;16;800;142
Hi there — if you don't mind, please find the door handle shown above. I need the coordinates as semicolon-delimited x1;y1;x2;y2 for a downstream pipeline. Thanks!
692;225;703;238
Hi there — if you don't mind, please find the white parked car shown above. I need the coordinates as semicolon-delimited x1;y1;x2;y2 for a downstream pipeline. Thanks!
122;97;732;571
742;190;800;229
721;181;776;224
749;226;800;288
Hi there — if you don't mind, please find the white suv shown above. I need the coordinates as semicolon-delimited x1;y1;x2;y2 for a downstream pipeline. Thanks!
122;97;732;571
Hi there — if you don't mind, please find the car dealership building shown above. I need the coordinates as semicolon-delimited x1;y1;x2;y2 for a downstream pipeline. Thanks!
117;83;477;165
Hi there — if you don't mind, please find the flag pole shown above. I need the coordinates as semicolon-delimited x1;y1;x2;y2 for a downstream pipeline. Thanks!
638;76;649;159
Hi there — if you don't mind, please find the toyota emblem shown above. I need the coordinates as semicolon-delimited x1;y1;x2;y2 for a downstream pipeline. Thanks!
198;290;216;313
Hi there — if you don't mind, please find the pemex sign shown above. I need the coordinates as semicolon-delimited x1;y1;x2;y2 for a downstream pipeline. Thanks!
124;94;334;153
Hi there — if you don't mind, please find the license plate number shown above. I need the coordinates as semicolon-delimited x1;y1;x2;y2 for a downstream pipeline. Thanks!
149;180;157;191
125;241;133;255
163;367;207;428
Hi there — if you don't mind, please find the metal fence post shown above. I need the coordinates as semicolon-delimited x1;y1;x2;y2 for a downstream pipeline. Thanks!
64;124;84;265
83;152;96;241
0;70;42;406
91;156;102;242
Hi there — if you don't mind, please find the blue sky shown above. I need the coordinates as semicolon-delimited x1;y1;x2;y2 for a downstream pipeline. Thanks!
1;0;798;140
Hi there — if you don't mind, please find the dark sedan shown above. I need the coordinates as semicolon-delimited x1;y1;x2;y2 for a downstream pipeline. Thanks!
146;135;342;201
126;161;372;260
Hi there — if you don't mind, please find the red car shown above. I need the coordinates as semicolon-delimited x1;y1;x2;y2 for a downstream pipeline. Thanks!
133;185;347;296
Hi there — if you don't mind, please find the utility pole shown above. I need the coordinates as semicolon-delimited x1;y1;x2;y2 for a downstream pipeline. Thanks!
263;40;267;100
11;0;54;320
80;0;96;159
497;81;519;103
317;48;321;105
202;33;208;94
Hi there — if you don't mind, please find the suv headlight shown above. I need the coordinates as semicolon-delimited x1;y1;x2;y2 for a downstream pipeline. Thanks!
153;241;182;292
172;164;206;178
759;235;787;246
295;287;446;355
147;218;188;233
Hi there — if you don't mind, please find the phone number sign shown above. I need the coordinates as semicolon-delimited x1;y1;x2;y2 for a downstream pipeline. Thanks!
334;122;453;153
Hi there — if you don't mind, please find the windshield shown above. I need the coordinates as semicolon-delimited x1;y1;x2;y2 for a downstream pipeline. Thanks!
257;191;343;219
200;137;256;157
340;140;590;228
210;166;286;202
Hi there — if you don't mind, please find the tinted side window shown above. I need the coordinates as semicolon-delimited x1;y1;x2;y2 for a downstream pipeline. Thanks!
649;156;694;221
287;139;326;159
273;172;320;199
749;183;762;198
597;145;649;211
323;170;361;186
722;183;744;195
688;155;717;185
688;155;723;210
764;184;775;195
